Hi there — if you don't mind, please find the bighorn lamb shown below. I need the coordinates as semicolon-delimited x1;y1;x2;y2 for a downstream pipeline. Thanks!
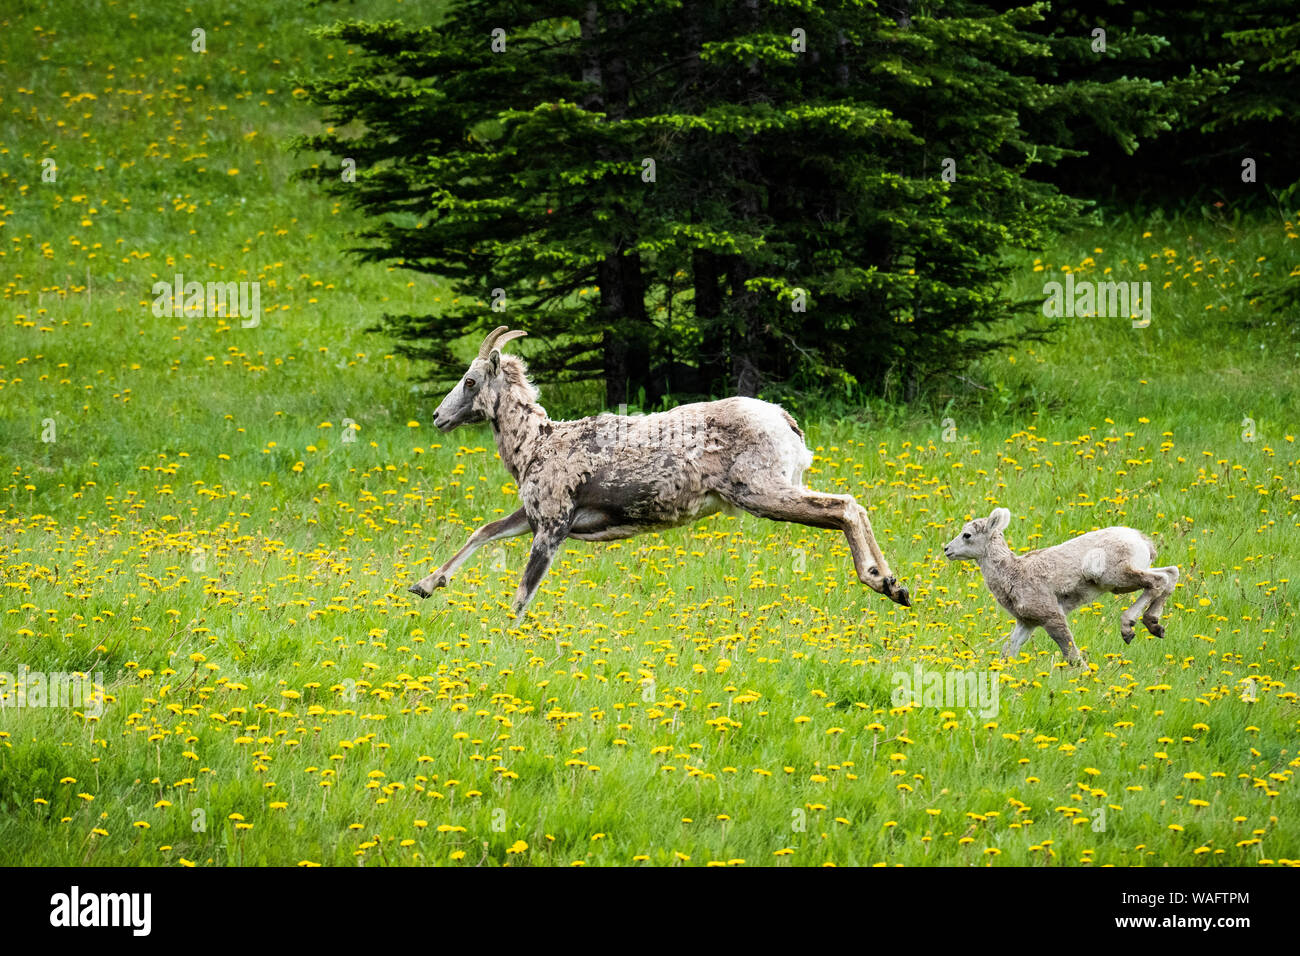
943;507;1178;666
409;326;911;613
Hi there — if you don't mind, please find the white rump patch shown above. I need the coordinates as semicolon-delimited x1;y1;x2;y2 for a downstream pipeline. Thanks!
1126;532;1153;571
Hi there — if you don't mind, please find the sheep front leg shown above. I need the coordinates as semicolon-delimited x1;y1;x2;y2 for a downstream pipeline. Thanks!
510;518;570;615
409;507;530;598
1042;614;1087;667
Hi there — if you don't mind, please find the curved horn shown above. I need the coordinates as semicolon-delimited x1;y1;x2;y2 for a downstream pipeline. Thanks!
476;325;510;360
493;329;527;351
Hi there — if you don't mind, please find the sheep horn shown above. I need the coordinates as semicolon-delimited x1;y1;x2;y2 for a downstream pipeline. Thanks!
477;326;510;360
493;329;527;352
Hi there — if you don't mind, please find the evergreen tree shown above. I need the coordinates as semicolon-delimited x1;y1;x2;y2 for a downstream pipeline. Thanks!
294;1;1220;406
997;0;1290;203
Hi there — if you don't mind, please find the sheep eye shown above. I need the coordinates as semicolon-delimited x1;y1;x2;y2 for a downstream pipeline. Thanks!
962;533;971;540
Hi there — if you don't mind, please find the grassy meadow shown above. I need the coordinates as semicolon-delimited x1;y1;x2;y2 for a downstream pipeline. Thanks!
0;0;1297;866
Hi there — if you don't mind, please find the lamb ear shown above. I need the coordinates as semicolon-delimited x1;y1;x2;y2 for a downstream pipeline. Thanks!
988;507;1011;534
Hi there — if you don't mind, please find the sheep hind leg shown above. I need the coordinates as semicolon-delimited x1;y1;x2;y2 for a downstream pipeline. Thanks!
1119;591;1153;644
1142;566;1180;637
849;502;911;606
1118;569;1170;643
727;485;908;605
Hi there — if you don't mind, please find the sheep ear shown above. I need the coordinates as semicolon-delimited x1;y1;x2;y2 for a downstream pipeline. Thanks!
988;508;1011;534
488;350;501;373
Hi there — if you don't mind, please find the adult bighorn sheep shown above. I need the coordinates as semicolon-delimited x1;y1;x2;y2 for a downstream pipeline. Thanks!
409;326;911;614
943;507;1179;666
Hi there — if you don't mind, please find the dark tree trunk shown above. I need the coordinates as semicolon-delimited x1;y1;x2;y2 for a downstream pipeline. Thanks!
727;252;762;397
692;246;727;393
603;12;630;111
584;5;651;408
904;366;920;402
682;0;729;397
726;0;766;397
580;3;604;111
600;249;652;407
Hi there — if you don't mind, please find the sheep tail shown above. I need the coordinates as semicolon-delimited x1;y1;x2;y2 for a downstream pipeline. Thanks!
781;408;804;440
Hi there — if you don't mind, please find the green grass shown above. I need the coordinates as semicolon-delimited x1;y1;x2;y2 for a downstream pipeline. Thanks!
0;0;1296;867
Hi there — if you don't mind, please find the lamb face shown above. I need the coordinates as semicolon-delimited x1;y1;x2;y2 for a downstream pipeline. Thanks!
943;507;1010;561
